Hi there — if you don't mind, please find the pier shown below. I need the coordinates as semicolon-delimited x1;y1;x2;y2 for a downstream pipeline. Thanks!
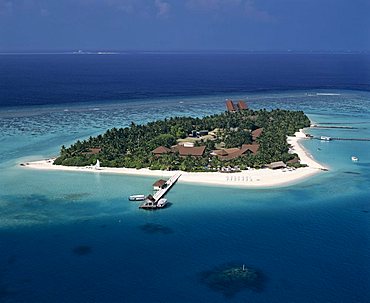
139;173;182;209
314;136;370;142
152;173;182;202
312;125;358;130
330;137;370;142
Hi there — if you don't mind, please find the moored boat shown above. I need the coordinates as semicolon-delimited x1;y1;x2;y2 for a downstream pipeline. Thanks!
351;156;359;162
139;198;168;210
128;194;146;201
156;198;168;208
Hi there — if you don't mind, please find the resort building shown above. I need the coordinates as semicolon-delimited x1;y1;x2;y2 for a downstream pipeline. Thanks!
237;100;248;110
212;143;260;161
241;144;260;155
198;130;209;136
175;145;206;157
180;142;195;148
287;157;300;165
153;179;167;191
251;128;263;141
152;146;171;156
268;161;287;169
226;99;248;112
152;144;206;157
82;148;102;155
226;100;237;112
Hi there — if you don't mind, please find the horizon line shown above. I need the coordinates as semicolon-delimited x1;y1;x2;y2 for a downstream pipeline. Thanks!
0;49;369;55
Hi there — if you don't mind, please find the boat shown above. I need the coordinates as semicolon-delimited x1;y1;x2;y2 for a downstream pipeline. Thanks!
156;198;168;208
320;136;331;141
139;198;168;210
128;194;146;201
94;159;102;170
351;156;359;162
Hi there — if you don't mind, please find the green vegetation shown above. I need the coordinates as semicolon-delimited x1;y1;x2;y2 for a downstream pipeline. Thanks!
54;108;310;171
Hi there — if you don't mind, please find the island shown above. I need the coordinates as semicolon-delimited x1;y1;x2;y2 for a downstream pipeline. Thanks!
23;100;327;187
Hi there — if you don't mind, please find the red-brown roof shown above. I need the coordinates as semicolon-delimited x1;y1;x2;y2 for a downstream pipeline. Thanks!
287;157;300;164
152;146;171;155
153;179;166;187
218;150;244;161
82;148;102;155
251;128;263;140
212;149;228;156
176;145;206;157
214;143;259;161
226;100;236;112
241;143;260;155
268;161;287;169
237;100;248;110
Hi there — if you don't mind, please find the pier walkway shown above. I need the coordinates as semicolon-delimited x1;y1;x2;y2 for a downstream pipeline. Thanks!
153;173;182;202
314;137;370;142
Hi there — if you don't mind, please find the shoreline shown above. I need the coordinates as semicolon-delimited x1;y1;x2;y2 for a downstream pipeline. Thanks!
21;130;327;188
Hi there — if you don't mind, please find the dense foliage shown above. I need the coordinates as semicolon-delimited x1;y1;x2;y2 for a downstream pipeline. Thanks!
54;109;310;171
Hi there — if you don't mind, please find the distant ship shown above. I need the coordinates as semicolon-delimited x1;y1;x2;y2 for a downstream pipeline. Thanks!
351;156;359;162
320;136;332;141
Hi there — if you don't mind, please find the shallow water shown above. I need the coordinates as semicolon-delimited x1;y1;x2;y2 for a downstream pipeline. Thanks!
0;90;370;302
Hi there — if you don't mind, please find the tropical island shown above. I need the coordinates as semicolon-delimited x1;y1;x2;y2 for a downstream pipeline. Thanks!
53;100;311;172
22;100;327;187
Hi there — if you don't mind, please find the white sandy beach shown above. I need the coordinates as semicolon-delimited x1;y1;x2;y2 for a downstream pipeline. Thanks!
21;130;327;188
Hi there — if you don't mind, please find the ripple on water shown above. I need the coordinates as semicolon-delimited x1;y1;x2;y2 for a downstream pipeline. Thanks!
138;223;174;235
72;245;93;256
62;193;91;201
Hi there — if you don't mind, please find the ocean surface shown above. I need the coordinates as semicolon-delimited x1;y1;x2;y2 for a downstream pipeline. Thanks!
0;54;369;302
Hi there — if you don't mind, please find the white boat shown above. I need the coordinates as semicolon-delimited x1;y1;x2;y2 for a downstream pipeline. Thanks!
156;198;168;208
351;156;359;162
94;159;102;170
320;136;331;141
139;198;168;209
128;194;146;201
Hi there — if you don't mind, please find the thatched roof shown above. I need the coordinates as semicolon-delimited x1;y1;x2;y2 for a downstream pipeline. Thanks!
152;146;171;155
176;145;206;157
268;161;287;169
82;148;102;155
287;157;300;164
241;143;260;155
213;149;228;156
251;128;263;140
153;179;166;187
226;100;236;112
237;100;248;110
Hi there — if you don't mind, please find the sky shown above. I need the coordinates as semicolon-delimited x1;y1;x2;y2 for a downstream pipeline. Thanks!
0;0;369;52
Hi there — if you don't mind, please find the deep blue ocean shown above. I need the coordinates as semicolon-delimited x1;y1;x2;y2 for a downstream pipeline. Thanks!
1;53;369;107
0;54;369;302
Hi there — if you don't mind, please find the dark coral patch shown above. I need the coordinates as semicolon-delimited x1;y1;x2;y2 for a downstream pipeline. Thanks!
199;263;265;298
72;245;92;256
139;223;174;235
7;255;17;265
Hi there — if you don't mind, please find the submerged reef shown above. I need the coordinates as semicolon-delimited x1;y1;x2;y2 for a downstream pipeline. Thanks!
63;193;90;201
72;245;92;256
138;223;174;235
200;263;264;297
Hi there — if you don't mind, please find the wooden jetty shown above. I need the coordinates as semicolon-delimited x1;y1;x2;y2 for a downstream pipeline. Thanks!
312;125;358;130
314;136;370;142
330;137;370;142
139;173;182;209
153;173;181;201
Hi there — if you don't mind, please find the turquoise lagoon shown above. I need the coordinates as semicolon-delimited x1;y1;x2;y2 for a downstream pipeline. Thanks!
0;90;369;302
